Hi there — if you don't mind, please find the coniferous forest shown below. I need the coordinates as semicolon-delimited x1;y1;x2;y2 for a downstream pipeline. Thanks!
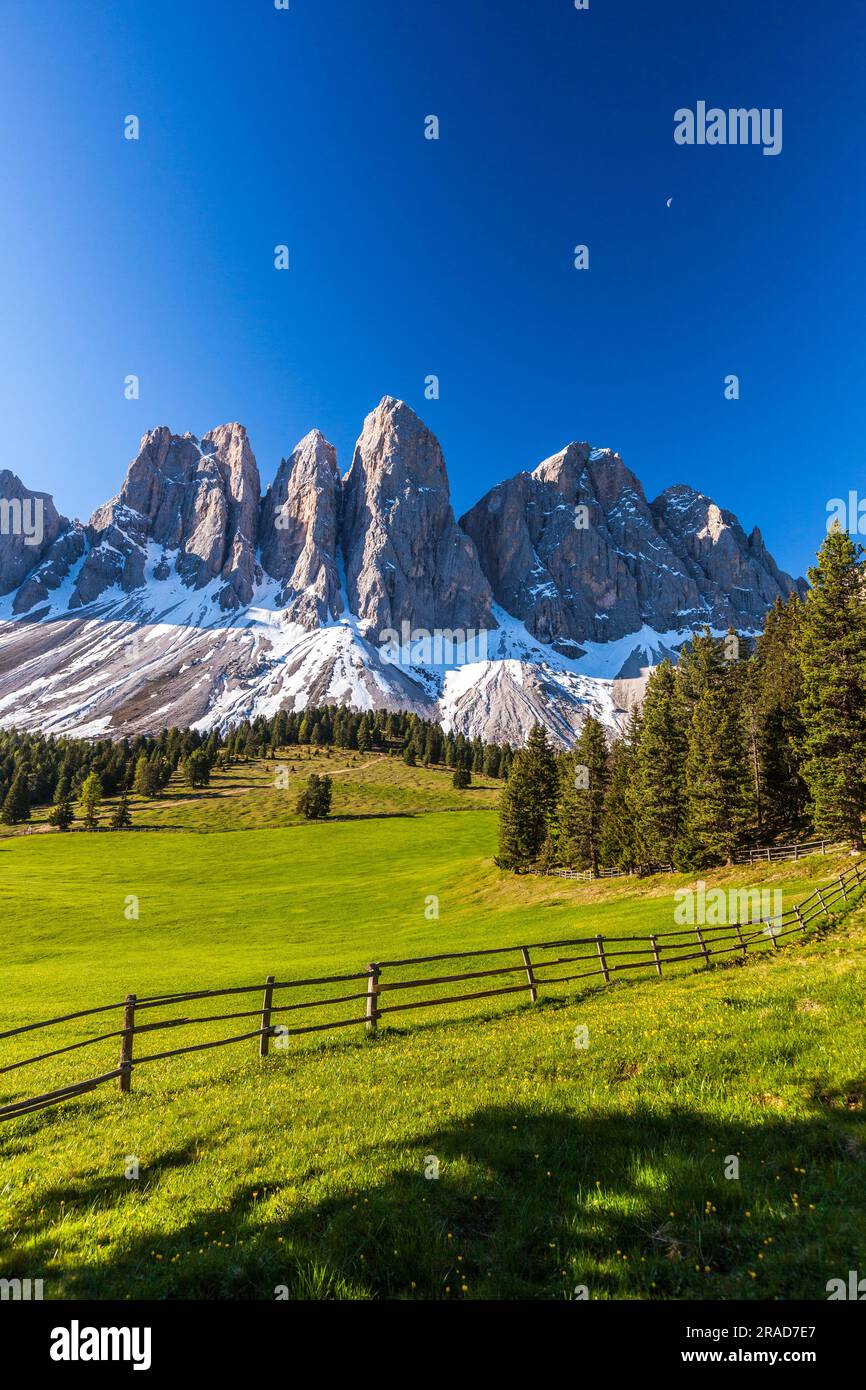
497;525;866;872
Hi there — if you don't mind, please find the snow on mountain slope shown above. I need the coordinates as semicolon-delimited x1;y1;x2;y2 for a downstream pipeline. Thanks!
0;399;802;747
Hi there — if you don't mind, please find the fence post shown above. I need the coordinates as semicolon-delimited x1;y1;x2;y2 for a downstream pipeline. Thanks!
838;874;848;902
595;935;610;984
765;919;779;949
695;927;710;968
650;935;662;977
119;993;136;1093
794;845;799;861
795;904;806;935
734;923;747;957
817;888;829;918
259;974;275;1057
366;963;380;1035
520;947;538;1002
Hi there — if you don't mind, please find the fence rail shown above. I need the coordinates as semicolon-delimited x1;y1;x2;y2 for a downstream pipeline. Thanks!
2;859;864;1123
733;838;839;865
547;862;674;882
549;839;838;879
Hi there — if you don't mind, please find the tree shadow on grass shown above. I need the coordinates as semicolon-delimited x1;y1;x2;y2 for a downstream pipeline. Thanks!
3;1102;863;1301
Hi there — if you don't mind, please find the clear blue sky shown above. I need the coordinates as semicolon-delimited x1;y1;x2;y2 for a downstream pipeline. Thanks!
1;0;863;579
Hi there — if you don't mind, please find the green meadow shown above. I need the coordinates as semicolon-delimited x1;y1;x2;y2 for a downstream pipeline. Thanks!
1;753;864;1300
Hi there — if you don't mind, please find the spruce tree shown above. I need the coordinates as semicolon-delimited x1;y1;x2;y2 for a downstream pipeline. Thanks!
110;793;133;829
1;768;31;825
497;724;558;870
681;679;751;866
183;749;210;788
47;787;74;830
558;717;610;872
754;595;807;834
799;525;866;848
677;627;726;707
483;744;501;778
599;706;644;870
296;773;333;819
452;765;471;789
633;661;687;865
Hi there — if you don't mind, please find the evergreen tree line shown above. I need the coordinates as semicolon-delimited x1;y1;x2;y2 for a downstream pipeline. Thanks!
498;526;866;872
0;703;512;828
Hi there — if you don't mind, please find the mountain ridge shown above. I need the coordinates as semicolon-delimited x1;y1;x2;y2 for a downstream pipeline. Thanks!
0;397;803;745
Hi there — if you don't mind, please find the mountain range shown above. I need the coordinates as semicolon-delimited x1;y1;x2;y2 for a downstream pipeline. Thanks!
0;397;802;746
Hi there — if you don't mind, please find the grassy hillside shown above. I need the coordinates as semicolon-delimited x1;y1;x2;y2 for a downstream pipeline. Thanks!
1;753;864;1300
0;749;501;838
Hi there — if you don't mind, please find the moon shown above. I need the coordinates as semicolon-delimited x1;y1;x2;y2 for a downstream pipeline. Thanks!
666;197;673;207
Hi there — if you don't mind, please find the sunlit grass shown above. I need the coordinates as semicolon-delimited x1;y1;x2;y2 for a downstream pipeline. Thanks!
1;755;863;1300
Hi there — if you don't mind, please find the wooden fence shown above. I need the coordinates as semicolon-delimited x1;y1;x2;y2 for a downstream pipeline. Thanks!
733;838;838;865
550;837;837;879
547;862;673;882
1;859;864;1124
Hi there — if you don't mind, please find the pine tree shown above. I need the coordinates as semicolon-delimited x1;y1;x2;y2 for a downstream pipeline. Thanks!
1;768;31;824
452;765;471;789
753;595;807;834
317;775;332;817
735;647;764;837
677;627;726;707
497;724;559;870
483;744;501;778
183;749;210;788
633;661;687;865
558;717;610;872
78;771;103;830
133;754;152;797
599;706;644;870
799;526;866;848
110;793;133;829
47;785;74;830
680;679;751;867
296;773;333;819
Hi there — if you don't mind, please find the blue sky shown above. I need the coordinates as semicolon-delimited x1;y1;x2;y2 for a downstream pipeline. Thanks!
0;0;863;579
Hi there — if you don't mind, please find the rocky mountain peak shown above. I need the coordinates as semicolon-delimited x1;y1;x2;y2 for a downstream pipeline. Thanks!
462;446;800;647
259;428;342;628
0;470;67;599
0;401;806;746
340;397;493;635
69;423;262;612
649;483;801;622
